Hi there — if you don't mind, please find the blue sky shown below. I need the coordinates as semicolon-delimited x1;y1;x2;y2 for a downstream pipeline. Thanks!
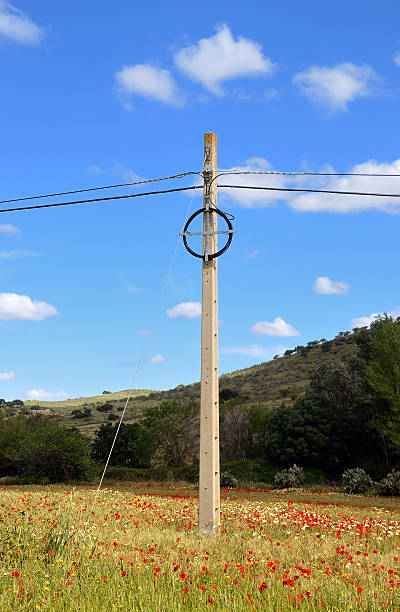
1;0;400;400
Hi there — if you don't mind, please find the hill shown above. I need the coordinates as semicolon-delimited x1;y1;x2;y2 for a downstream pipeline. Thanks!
21;333;356;435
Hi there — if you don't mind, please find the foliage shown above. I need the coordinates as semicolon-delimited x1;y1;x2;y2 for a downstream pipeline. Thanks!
264;357;384;475
96;402;113;412
358;315;400;459
2;486;400;610
219;388;239;402
220;471;238;487
274;464;304;489
379;470;400;496
92;422;152;468
0;414;93;482
219;402;251;463
341;468;373;494
143;400;199;468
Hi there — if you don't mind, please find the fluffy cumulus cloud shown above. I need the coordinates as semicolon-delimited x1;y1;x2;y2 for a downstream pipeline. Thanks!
149;354;166;364
293;62;379;113
0;1;43;45
26;389;68;400
352;308;400;329
174;24;274;95
115;64;181;107
313;276;351;295
394;52;400;67
166;301;201;319
218;157;289;208
0;224;21;235
251;317;300;337
219;156;400;214
0;370;14;380
0;293;58;321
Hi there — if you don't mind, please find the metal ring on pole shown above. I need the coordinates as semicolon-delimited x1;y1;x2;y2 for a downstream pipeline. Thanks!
182;207;234;260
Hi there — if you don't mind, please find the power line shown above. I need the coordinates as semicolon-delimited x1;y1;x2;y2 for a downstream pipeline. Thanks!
0;171;200;206
219;185;400;198
1;169;399;208
217;170;400;177
1;183;400;215
0;185;202;213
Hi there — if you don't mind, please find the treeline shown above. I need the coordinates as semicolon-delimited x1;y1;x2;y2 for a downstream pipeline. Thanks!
1;315;400;485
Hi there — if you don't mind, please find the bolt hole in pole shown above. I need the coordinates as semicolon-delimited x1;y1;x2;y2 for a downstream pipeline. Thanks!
180;133;236;535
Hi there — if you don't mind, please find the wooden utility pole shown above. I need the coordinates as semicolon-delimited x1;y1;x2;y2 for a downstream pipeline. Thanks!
199;132;220;535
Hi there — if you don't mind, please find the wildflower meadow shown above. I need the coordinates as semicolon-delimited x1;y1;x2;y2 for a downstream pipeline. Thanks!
1;485;400;611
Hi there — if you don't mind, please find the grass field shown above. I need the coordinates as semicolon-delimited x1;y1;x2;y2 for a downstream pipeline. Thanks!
1;484;399;611
23;389;152;411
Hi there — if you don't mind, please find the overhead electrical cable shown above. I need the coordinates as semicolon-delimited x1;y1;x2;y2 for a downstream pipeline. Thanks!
0;171;200;205
0;185;203;213
216;170;400;177
2;185;400;215
218;185;400;198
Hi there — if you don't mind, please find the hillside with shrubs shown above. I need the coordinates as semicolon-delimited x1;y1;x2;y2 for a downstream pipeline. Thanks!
1;316;400;494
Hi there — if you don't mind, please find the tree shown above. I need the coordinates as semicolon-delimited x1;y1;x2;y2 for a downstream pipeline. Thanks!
219;388;238;403
96;402;113;412
264;357;381;474
357;315;400;462
0;414;93;481
219;403;251;463
92;422;152;468
144;400;199;467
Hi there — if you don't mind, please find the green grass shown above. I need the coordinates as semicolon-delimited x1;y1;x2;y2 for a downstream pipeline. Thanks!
24;389;152;410
1;484;399;611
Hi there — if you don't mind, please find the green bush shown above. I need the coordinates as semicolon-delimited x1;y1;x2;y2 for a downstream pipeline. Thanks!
341;468;373;494
274;464;304;489
379;470;400;496
220;471;238;488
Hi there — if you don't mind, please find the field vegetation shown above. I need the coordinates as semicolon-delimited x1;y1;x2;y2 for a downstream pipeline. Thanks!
1;484;399;611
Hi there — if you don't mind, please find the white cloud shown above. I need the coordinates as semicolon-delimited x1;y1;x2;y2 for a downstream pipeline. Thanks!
222;344;269;358
115;64;182;107
352;308;400;329
113;162;142;182
247;248;264;259
0;370;14;380
0;224;21;236
251;317;300;337
394;52;400;67
121;276;140;294
264;88;279;100
293;62;379;113
0;1;43;45
88;165;103;175
166;301;201;319
289;158;400;213
0;293;58;321
149;354;166;364
0;250;38;259
26;389;68;400
174;24;274;95
218;157;289;208
219;156;400;214
313;276;350;295
137;329;151;336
